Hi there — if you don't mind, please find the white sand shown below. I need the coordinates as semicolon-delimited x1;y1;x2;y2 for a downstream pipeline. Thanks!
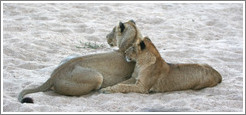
2;2;244;112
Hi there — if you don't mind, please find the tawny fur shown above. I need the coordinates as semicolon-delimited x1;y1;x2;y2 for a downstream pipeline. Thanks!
100;37;222;94
18;20;143;103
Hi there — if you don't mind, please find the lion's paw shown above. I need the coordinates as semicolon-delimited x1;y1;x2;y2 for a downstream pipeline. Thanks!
99;87;113;94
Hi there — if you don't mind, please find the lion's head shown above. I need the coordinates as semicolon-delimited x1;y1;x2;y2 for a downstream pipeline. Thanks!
106;20;142;52
125;37;160;63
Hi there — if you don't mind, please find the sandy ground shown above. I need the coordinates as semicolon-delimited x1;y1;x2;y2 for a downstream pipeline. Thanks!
2;2;244;112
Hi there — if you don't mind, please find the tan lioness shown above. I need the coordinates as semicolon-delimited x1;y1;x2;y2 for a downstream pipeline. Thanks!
18;20;143;103
100;37;222;93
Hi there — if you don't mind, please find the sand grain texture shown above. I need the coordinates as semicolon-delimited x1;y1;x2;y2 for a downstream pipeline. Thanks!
2;3;244;112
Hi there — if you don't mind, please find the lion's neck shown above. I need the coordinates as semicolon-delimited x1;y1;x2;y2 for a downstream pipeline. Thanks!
118;37;142;52
136;52;170;74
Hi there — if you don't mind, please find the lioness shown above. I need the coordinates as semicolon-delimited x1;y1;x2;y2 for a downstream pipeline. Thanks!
100;37;222;93
18;20;143;103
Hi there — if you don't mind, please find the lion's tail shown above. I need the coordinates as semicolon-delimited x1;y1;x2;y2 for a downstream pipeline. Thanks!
18;77;54;103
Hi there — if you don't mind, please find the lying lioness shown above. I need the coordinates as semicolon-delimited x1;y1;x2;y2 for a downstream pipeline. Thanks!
100;37;222;93
18;20;143;103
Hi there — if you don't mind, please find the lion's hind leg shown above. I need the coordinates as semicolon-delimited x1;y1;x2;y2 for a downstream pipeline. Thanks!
191;75;220;90
192;71;222;90
54;66;103;96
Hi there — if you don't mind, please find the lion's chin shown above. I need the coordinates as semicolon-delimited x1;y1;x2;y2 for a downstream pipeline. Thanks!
125;56;132;62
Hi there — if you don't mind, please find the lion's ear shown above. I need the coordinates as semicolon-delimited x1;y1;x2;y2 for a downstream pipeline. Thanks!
144;36;151;41
140;41;146;50
129;20;136;25
119;22;125;33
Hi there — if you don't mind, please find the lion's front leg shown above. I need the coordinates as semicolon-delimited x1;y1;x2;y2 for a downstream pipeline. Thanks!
119;77;136;84
100;81;148;94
